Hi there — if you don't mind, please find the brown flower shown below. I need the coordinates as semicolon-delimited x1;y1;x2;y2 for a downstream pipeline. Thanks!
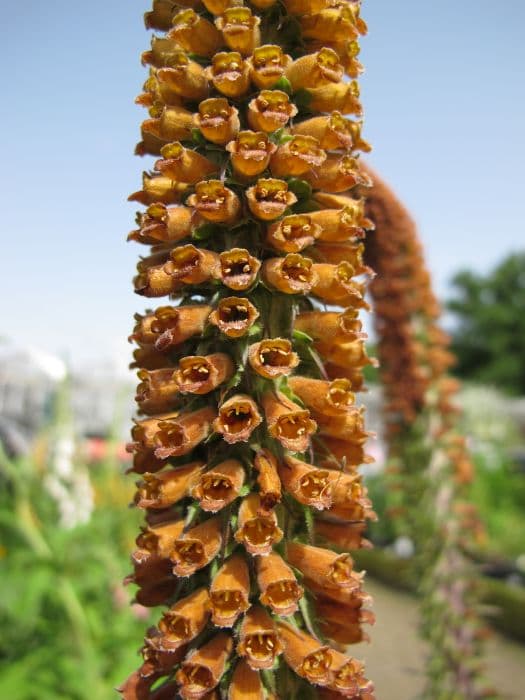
270;135;326;178
237;606;283;670
279;456;332;510
206;52;251;98
325;472;376;523
144;0;177;31
194;98;240;145
169;9;222;57
327;650;365;697
131;305;211;352
307;81;362;115
292;112;371;152
208;297;260;337
228;660;265;700
247;90;297;132
315;519;372;551
262;391;317;452
235;494;283;556
210;554;251;627
155;142;218;183
155;53;209;101
277;622;333;686
187;180;241;223
136;519;185;559
257;551;303;615
128;203;193;245
128;172;186;206
135;462;204;509
247;45;292;88
215;7;261;56
135;368;180;414
157;588;211;650
315;405;367;442
218;248;261;290
246;178;297;220
308;201;372;243
191;459;245;512
131;412;180;453
170;516;223;577
304;154;372;193
266;214;321;253
311;241;374;276
134;258;179;298
287;541;358;591
311;262;368;307
213;394;263;444
141;35;181;69
248;338;299;379
315;436;372;471
300;5;367;43
226;131;277;178
164;244;220;285
175;633;233;699
329;38;365;78
288;376;355;417
294;308;366;347
153;406;216;459
261;254;317;295
286;48;343;90
254;449;282;511
174;353;234;394
317;599;372;645
137;106;194;156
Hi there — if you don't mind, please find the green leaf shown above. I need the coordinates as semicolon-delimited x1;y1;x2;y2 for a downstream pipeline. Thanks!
286;178;312;201
192;223;221;241
191;128;206;146
294;88;313;110
292;329;313;344
272;76;293;95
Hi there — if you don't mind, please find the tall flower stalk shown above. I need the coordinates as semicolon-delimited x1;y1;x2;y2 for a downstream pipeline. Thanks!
121;1;376;698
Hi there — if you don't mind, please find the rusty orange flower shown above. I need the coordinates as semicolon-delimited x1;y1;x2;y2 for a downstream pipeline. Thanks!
256;551;303;615
187;180;241;224
169;9;222;56
174;353;234;395
288;376;355;417
175;633;233;699
210;554;251;627
213;394;263;444
206;52;251;98
129;202;193;245
287;541;359;591
279;456;332;510
270;135;326;178
208;297;260;338
266;213;321;253
218;248;261;290
235;494;283;556
194;97;240;145
228;660;265;700
254;449;282;511
277;622;333;686
155;53;209;101
164;244;219;285
136;518;185;559
247;90;297;132
135;462;204;509
246;179;297;220
131;304;211;352
247;45;292;88
157;588;211;650
153;406;216;459
248;338;299;379
171;516;223;577
261;254;317;295
237;606;283;670
135;368;180;414
226;131;277;178
191;459;245;512
262;391;317;452
286;48;343;90
216;7;261;56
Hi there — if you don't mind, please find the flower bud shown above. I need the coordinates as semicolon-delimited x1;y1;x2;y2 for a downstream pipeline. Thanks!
311;262;368;307
292;112;370;152
287;376;355;416
169;9;222;57
187;180;241;223
218;248;261;290
215;7;261;56
257;551;303;615
262;391;317;452
254;449;281;511
157;588;211;650
286;48;343;90
304;154;372;193
287;541;358;591
276;622;333;686
266;214;321;253
191;459;245;512
262;254;317;295
175;633;233;699
128;173;186;206
164;244;220;285
129;203;194;245
208;297;259;337
210;554;251;627
153;406;216;459
175;353;234;394
247;90;297;132
135;462;204;508
246;179;297;220
237;606;283;670
195;98;240;145
206;52;251;98
131;305;211;351
156;142;218;183
136;518;185;559
307;80;362;114
228;661;265;700
171;516;223;577
300;5;367;43
235;494;283;556
279;456;332;510
247;45;292;88
248;338;299;379
270;135;326;178
226;131;276;178
213;394;263;444
156;53;209;101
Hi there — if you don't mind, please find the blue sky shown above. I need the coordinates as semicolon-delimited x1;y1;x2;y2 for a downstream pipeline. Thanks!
1;0;524;367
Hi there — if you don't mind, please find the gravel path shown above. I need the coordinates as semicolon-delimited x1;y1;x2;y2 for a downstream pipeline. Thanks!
352;579;525;699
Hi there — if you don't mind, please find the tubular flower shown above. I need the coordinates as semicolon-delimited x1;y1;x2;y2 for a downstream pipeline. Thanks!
235;494;283;555
256;551;303;615
191;459;245;512
194;98;240;145
237;606;283;670
170;516;223;577
175;633;233;699
125;1;376;696
174;353;234;394
210;554;251;627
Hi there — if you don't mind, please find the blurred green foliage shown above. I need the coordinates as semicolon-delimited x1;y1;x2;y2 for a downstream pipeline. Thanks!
0;444;152;700
447;252;525;395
